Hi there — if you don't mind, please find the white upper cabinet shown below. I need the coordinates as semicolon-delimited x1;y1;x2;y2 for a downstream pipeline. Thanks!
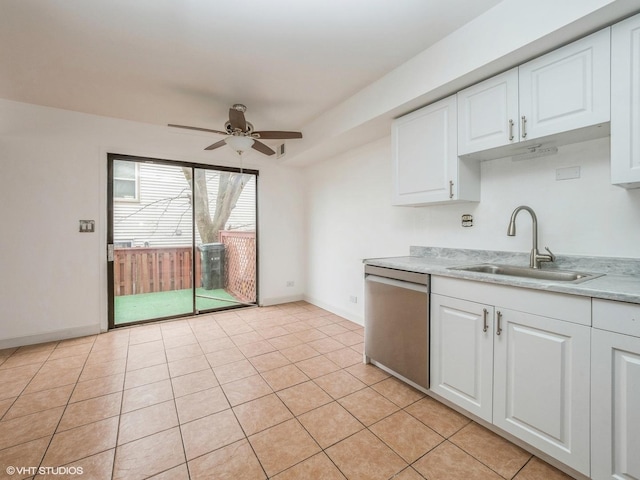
519;28;610;141
395;23;615;203
392;95;480;205
457;28;610;159
611;13;640;188
458;68;519;156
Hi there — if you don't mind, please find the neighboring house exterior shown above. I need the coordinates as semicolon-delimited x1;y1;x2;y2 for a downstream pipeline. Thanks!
113;161;256;248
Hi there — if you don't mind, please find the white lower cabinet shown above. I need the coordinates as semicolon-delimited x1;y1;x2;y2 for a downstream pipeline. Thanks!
430;278;591;476
591;299;640;480
431;295;494;421
493;309;591;474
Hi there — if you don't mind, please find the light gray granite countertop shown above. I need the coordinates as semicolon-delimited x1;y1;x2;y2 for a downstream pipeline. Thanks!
364;247;640;305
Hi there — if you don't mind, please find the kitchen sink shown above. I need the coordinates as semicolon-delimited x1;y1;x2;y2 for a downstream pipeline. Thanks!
448;264;603;284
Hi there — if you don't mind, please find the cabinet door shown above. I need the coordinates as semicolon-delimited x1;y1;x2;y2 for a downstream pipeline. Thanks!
392;95;457;205
458;68;519;155
518;28;610;141
493;309;591;475
430;294;494;421
611;14;640;188
591;329;640;480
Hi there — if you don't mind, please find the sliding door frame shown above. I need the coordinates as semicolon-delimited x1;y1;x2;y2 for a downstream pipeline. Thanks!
107;153;259;329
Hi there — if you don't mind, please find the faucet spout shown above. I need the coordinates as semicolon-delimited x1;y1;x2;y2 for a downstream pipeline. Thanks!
507;206;555;269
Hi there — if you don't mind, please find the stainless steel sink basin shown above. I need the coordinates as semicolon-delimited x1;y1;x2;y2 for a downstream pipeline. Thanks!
448;264;603;284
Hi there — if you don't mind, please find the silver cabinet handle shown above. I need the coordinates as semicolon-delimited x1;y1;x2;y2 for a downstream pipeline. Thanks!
449;180;454;199
508;119;514;141
496;310;503;336
482;308;489;333
521;116;527;139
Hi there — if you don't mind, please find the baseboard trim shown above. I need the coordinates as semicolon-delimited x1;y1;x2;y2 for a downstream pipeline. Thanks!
0;324;102;349
303;295;364;326
260;294;305;307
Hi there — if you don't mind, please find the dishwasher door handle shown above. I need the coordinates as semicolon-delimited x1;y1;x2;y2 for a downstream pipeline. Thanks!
365;275;429;294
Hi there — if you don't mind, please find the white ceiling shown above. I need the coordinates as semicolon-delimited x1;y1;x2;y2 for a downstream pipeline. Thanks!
0;0;503;146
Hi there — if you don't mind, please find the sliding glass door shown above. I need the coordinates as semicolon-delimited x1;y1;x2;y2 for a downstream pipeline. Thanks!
191;167;257;312
107;155;258;328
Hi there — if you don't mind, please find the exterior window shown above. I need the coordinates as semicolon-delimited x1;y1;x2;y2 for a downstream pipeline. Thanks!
113;160;138;201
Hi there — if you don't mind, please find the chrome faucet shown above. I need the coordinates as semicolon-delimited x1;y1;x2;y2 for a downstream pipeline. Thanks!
507;206;555;269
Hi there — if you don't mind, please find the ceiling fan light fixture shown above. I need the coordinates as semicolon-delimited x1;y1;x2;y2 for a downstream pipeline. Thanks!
225;135;255;153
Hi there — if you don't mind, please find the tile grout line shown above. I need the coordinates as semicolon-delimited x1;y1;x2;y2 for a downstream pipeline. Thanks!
37;336;98;472
165;318;196;480
212;312;285;480
110;328;132;480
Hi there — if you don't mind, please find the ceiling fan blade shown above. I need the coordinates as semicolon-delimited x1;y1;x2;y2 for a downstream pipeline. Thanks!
253;131;303;140
228;108;247;131
168;124;228;135
251;140;276;156
204;139;228;151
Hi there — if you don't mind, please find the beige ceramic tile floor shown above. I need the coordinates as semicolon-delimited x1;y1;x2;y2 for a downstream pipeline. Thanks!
0;301;576;480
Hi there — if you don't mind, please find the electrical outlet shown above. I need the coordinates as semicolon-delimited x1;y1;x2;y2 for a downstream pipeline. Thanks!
349;296;358;303
286;281;295;287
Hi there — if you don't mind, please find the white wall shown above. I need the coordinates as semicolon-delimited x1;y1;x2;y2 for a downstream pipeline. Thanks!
304;135;640;324
0;99;306;347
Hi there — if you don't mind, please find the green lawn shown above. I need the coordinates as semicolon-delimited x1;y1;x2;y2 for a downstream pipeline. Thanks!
114;288;241;325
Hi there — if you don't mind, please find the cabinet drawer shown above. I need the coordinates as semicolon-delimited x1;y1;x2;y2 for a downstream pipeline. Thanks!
593;298;640;337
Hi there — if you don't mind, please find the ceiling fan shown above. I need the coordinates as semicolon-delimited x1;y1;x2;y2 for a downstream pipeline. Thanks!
169;104;302;156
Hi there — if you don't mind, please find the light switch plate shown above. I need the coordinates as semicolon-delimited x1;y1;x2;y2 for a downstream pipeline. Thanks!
79;220;95;233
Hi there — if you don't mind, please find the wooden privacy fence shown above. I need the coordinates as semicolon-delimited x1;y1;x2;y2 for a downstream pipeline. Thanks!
113;231;256;301
113;246;201;296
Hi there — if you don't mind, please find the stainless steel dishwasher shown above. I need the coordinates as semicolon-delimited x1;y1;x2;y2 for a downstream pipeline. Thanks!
364;265;430;390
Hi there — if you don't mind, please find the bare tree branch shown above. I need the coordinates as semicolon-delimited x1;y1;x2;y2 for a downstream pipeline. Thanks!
182;168;251;243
